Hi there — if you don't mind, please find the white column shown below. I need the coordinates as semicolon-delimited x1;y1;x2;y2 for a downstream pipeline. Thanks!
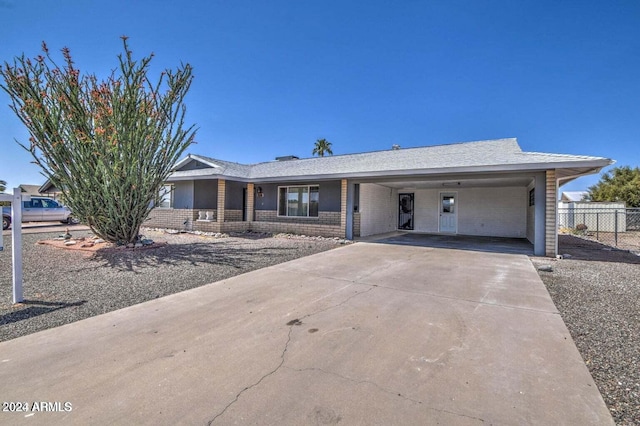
11;188;25;303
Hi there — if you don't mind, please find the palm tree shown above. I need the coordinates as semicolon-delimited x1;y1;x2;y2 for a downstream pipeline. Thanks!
312;138;333;157
0;180;6;193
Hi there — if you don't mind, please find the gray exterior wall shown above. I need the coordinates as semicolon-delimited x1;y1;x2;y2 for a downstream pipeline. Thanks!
194;179;218;209
178;159;210;171
225;180;245;210
527;181;535;243
173;181;194;209
254;183;278;211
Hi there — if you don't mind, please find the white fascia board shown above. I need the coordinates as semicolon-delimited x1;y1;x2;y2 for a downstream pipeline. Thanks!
166;169;222;181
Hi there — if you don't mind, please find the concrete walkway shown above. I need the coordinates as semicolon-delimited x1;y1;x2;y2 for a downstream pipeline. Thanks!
0;242;612;425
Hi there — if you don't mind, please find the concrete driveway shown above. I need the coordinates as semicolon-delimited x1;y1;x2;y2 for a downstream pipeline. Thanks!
0;242;612;425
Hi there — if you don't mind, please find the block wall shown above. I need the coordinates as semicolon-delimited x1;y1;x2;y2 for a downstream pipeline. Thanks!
359;184;397;237
145;209;198;230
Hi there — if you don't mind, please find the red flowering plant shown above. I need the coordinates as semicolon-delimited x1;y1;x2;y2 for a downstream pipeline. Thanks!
0;37;197;244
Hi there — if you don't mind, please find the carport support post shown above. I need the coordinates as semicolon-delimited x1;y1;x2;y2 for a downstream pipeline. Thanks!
533;173;546;256
345;181;355;240
11;188;25;303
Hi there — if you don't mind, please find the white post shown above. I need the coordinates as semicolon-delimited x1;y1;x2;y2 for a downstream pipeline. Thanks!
11;188;25;304
1;189;29;303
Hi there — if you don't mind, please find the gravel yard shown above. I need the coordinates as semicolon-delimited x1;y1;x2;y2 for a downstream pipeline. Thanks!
533;235;640;426
0;229;345;342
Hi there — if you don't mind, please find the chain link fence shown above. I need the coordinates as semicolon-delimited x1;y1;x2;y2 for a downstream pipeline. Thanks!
558;207;640;252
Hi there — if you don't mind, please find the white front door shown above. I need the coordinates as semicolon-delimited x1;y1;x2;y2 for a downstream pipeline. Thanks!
439;192;457;233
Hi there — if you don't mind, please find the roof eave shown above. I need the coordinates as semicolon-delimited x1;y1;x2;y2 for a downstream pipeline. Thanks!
247;159;614;182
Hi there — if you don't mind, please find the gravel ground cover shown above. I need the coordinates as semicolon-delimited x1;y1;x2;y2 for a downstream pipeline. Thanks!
0;229;346;342
533;235;640;426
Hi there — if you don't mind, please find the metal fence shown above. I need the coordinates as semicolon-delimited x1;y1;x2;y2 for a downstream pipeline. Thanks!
557;207;640;251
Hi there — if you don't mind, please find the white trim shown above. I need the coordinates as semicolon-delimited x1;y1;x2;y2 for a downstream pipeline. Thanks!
172;154;222;171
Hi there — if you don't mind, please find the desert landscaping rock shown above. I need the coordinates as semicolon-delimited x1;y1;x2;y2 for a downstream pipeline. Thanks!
533;235;640;426
0;229;345;343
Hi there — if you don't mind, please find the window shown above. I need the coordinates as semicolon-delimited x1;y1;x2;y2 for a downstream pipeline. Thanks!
40;199;60;208
529;188;535;206
353;184;360;212
158;185;174;208
278;185;319;217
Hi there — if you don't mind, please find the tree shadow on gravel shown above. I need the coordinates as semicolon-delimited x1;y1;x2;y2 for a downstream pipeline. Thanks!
559;235;640;264
81;242;301;273
0;300;87;326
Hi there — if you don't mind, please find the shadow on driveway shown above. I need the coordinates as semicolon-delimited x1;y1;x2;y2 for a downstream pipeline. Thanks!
86;241;302;273
371;232;534;255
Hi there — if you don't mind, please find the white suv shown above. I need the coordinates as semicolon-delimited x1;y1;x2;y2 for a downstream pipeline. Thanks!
2;197;78;230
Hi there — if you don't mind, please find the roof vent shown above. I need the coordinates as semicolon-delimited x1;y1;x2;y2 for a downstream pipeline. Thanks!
275;155;299;161
391;144;400;150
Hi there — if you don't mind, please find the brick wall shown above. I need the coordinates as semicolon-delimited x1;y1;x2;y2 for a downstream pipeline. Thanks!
146;208;198;230
225;209;243;222
217;179;226;223
545;170;557;257
250;221;343;238
255;210;341;225
147;208;345;237
340;179;347;230
251;210;342;237
353;212;361;237
246;183;255;221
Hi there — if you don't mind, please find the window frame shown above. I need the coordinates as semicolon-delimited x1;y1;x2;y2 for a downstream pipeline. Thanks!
158;184;174;209
277;185;320;218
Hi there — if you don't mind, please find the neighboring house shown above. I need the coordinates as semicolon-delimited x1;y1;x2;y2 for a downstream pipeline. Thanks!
18;184;44;196
145;138;613;257
38;180;63;200
560;191;589;202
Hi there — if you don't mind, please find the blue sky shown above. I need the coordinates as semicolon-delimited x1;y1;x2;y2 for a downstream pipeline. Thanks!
1;0;638;192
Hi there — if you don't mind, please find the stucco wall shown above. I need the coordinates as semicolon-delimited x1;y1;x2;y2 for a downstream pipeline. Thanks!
359;183;397;237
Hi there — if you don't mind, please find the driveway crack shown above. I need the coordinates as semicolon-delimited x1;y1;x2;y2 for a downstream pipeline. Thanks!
206;325;294;425
283;366;486;423
207;285;375;424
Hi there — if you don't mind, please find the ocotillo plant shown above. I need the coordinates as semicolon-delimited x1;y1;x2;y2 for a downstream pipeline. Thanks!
1;37;196;244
